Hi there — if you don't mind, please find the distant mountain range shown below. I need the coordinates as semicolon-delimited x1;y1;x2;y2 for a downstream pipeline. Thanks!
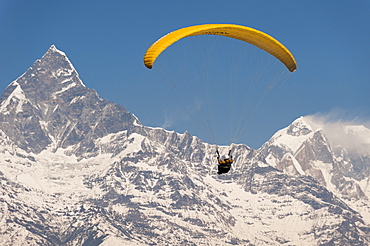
0;46;369;245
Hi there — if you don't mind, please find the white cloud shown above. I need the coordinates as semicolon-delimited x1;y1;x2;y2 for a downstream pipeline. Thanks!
304;109;370;157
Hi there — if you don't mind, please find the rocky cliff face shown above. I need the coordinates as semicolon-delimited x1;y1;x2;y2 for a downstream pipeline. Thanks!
0;46;369;245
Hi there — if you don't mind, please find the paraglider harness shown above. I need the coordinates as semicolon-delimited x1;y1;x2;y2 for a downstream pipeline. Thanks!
216;148;233;175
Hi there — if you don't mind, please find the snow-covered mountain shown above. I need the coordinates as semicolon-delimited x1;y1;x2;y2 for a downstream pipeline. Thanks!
258;116;370;222
0;46;369;245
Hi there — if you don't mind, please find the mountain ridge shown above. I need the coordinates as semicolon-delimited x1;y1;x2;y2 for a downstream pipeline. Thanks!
0;46;369;245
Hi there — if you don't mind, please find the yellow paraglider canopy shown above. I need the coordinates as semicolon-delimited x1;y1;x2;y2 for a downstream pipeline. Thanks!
144;24;297;72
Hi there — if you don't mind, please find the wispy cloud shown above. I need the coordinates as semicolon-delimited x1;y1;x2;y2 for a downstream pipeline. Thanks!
304;109;370;156
161;111;174;129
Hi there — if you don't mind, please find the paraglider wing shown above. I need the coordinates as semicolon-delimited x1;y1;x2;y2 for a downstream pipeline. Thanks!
144;24;297;72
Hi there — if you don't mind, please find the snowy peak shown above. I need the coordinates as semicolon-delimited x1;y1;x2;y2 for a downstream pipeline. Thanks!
43;45;79;77
46;44;65;56
261;116;316;156
0;46;139;154
286;116;313;137
343;124;370;136
1;45;85;106
42;45;81;85
333;124;370;156
260;115;370;204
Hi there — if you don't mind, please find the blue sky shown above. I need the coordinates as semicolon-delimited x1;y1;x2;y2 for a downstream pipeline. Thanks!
1;1;369;149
